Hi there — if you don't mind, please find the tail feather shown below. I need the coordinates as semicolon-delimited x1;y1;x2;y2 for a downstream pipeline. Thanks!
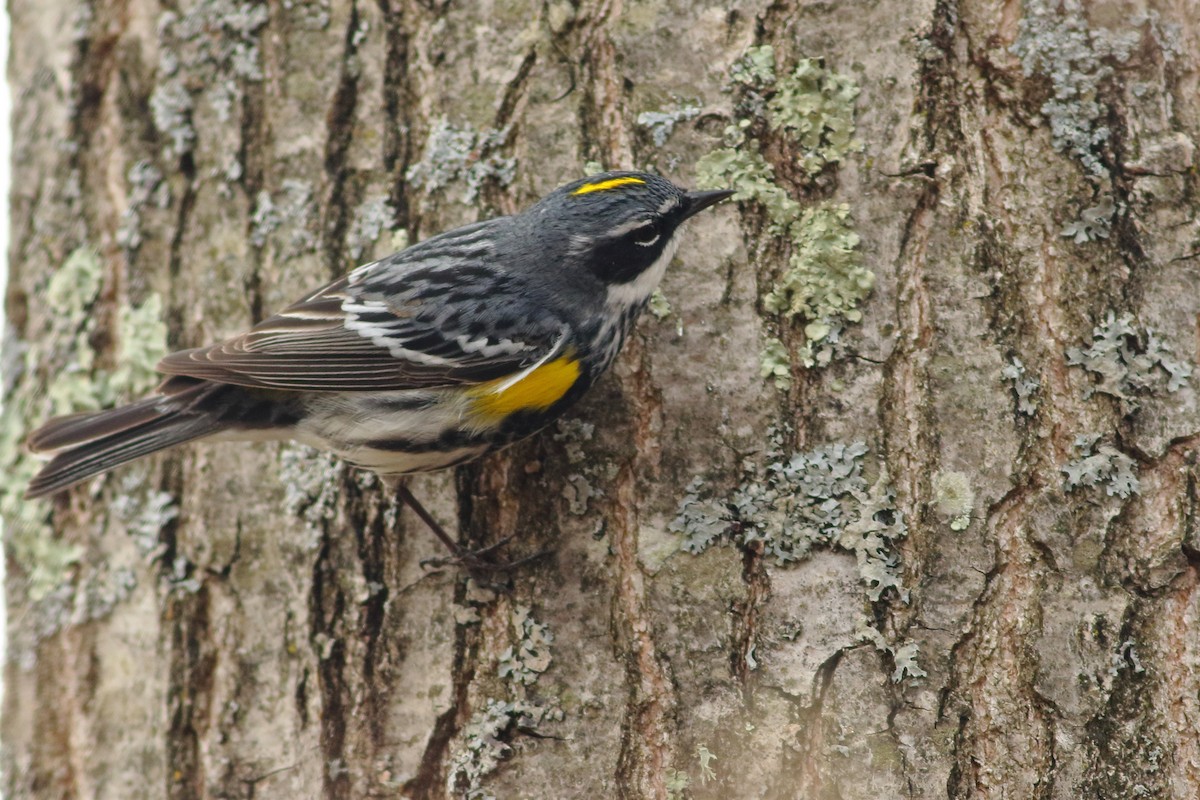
26;381;230;498
26;395;171;453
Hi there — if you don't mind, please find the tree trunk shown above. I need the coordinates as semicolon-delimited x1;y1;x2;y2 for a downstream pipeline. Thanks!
5;1;1200;798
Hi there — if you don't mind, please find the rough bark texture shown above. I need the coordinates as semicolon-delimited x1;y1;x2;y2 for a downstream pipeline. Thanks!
5;1;1200;798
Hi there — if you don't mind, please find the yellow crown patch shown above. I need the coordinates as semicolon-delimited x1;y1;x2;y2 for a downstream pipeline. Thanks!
572;176;646;196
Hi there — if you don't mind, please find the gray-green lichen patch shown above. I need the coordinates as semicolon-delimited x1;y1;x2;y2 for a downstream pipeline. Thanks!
859;623;929;683
449;605;562;798
1060;197;1115;243
671;435;924;682
406;118;516;203
2;248;168;600
551;419;610;517
497;605;554;686
116;160;171;253
447;698;564;799
250;179;316;255
346;196;398;260
647;288;672;320
1010;0;1139;177
672;438;907;602
151;1;270;159
1062;435;1140;498
1065;311;1191;413
636;103;701;147
279;443;346;551
1001;356;1040;416
696;45;869;374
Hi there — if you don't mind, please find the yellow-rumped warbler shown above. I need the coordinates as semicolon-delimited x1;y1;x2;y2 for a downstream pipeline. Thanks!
26;172;732;507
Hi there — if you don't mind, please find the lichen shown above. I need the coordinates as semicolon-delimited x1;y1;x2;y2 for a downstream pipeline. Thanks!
1062;434;1140;498
448;699;564;799
1061;197;1115;243
1010;0;1139;177
696;744;718;785
765;58;861;176
761;203;872;367
279;443;345;550
933;470;974;531
672;436;908;602
497;605;554;686
152;1;270;160
346;196;397;260
636;103;701;147
109;470;179;555
1065;311;1192;413
697;45;869;376
249;179;315;254
759;337;792;390
449;605;561;797
889;641;929;682
116;160;171;252
2;248;168;600
859;623;928;684
647;288;672;320
406;118;516;203
1001;356;1040;415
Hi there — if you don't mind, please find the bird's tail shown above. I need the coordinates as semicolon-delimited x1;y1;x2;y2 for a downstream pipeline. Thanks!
25;379;232;498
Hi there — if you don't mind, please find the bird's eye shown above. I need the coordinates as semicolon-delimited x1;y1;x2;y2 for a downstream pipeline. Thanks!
631;222;661;247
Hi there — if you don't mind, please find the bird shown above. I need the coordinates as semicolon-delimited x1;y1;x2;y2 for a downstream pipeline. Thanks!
25;171;732;554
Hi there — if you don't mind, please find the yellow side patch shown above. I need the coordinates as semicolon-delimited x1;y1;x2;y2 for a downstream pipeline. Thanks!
469;356;581;418
572;176;646;196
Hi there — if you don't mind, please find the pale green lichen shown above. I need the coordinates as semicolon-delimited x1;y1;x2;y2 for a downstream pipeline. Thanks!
766;58;861;176
406;118;516;203
729;45;776;87
665;770;691;800
448;699;564;799
933;470;974;531
760;203;872;359
647;288;672;320
697;46;869;376
2;248;168;600
1001;356;1040;416
859;623;928;684
1062;434;1140;498
759;337;792;390
1065;311;1192;413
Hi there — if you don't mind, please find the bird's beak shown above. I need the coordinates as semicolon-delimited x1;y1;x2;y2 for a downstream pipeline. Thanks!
680;188;735;220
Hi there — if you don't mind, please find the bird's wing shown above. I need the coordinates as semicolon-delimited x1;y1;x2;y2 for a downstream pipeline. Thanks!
158;224;569;392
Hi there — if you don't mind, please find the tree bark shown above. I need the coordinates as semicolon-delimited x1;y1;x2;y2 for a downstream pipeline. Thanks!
5;1;1200;798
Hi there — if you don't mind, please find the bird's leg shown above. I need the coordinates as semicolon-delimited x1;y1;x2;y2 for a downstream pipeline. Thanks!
392;481;549;573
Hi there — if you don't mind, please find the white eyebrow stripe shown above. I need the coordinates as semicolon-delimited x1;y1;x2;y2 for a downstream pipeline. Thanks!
657;196;681;214
606;218;654;237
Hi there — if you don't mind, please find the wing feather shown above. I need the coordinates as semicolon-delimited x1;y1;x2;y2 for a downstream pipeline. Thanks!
159;222;567;391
